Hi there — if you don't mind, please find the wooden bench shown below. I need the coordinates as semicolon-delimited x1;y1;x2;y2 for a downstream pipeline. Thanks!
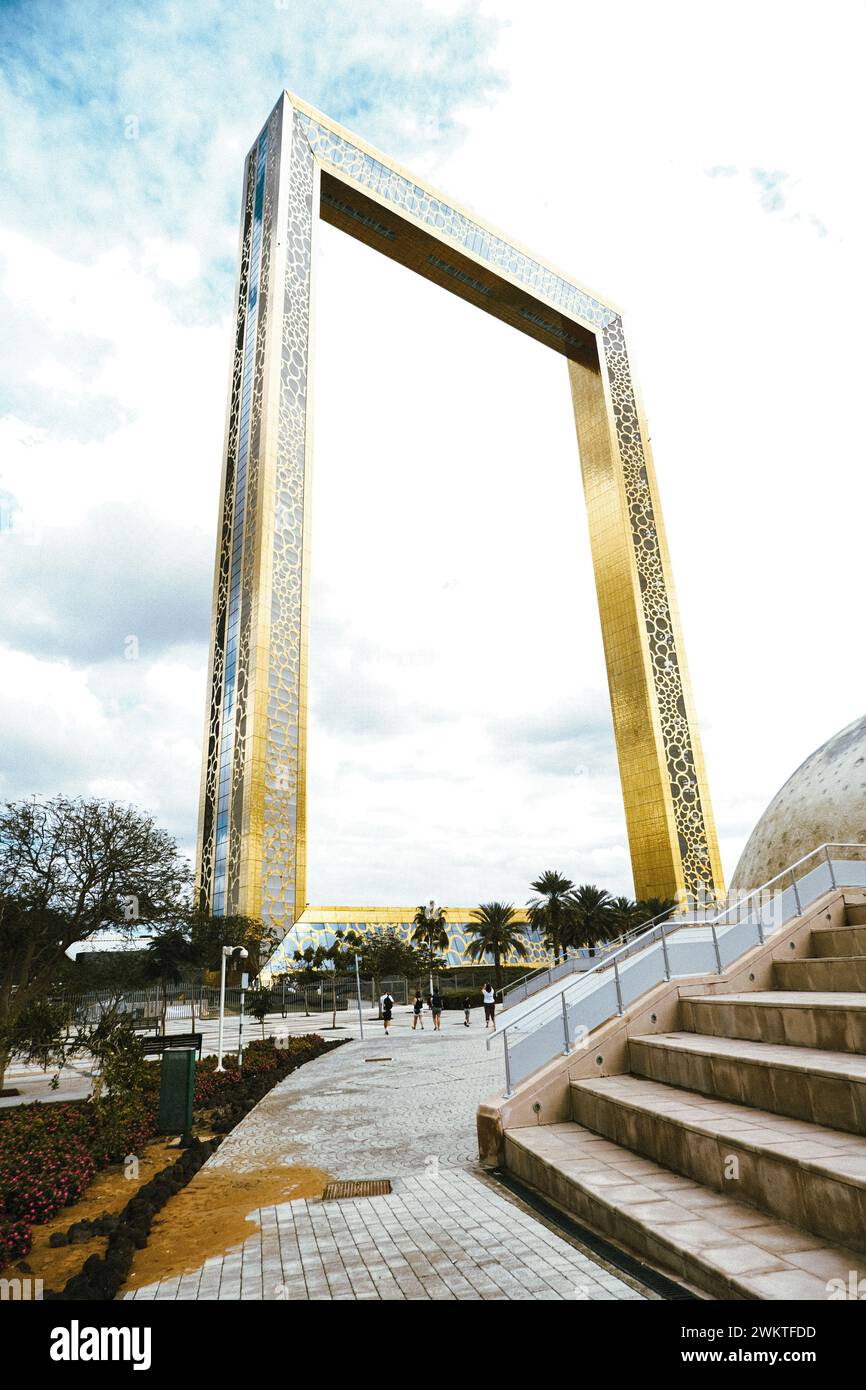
139;1032;203;1059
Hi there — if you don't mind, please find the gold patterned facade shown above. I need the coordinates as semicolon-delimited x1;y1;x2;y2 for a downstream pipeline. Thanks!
265;907;550;974
195;91;724;935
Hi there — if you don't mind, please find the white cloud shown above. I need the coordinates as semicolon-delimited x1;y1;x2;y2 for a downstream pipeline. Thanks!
141;238;202;286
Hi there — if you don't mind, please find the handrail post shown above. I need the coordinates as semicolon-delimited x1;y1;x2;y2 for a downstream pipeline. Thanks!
503;1031;513;1099
826;844;837;889
561;992;572;1055
755;892;765;946
710;921;722;974
660;919;671;980
613;958;624;1015
791;868;803;916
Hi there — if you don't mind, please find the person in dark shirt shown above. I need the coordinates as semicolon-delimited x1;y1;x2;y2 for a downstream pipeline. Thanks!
430;988;443;1031
412;990;425;1031
463;995;471;1027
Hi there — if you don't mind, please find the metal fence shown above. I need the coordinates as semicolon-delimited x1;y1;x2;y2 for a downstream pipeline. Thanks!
53;973;414;1024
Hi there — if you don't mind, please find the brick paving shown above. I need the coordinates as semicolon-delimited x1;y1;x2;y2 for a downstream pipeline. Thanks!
123;1005;653;1301
128;1170;648;1302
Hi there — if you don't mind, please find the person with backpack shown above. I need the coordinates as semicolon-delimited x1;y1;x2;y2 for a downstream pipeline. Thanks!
430;986;443;1031
380;989;395;1035
412;989;425;1031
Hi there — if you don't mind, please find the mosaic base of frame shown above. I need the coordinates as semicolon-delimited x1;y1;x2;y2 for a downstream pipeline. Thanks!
264;910;552;975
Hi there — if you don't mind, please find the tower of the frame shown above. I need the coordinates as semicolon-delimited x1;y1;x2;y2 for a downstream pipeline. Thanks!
196;94;314;933
568;339;724;905
197;90;724;934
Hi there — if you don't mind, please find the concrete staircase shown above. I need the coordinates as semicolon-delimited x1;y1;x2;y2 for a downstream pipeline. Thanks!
505;906;866;1299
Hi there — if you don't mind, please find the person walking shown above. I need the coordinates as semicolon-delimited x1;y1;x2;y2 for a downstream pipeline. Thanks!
412;989;425;1031
482;981;496;1029
430;986;443;1032
462;995;471;1027
380;989;395;1035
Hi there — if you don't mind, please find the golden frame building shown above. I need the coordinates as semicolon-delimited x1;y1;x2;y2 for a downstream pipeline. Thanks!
196;90;724;938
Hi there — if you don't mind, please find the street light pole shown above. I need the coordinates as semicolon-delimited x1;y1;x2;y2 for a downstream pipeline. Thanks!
354;953;365;1040
217;949;227;1072
237;971;248;1073
425;899;437;999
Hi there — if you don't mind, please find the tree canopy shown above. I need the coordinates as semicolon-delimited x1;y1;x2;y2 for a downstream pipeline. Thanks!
466;901;528;992
0;795;192;1085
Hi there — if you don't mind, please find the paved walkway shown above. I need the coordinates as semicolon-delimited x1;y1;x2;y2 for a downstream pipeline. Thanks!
129;1169;647;1302
124;1006;654;1301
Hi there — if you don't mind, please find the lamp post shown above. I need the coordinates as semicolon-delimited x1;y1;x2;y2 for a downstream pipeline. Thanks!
354;953;365;1041
423;899;439;998
217;945;248;1072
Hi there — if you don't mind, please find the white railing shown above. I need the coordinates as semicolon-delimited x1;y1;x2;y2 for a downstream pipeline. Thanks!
487;843;866;1096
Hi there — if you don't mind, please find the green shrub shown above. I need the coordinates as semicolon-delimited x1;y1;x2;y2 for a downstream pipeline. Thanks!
439;989;487;1010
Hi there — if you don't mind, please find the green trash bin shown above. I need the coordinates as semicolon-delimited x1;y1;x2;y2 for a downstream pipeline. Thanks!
157;1047;196;1135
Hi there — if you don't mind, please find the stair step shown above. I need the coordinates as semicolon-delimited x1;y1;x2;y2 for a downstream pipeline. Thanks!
679;991;866;1053
570;1074;866;1253
811;924;866;957
774;957;866;991
505;1121;866;1300
629;1032;866;1134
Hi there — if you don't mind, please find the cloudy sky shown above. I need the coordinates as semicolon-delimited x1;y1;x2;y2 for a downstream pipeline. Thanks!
1;0;864;907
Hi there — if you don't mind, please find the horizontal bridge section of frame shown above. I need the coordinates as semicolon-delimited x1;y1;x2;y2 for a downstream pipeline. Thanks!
317;170;599;370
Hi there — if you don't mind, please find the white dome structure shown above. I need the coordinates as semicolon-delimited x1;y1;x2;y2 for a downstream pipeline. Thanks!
731;714;866;891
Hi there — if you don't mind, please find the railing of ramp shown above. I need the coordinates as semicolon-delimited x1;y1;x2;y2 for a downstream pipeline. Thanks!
487;843;866;1096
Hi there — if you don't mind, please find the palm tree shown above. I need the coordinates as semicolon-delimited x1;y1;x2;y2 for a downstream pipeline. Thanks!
527;870;575;964
412;903;449;992
634;897;677;926
569;884;617;950
465;902;528;994
608;895;640;940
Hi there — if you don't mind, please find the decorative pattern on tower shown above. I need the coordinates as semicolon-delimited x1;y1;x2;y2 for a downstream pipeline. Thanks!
261;114;315;932
602;316;715;898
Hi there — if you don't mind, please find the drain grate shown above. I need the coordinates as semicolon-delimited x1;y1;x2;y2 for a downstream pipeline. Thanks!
322;1179;392;1200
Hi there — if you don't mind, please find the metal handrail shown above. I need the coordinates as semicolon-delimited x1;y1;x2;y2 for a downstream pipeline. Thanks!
712;842;863;925
489;915;680;1045
488;841;865;1050
499;953;598;1008
500;901;683;1008
500;962;556;1002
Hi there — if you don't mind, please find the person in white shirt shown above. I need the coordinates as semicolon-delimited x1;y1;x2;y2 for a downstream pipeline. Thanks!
482;982;496;1029
380;991;394;1034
